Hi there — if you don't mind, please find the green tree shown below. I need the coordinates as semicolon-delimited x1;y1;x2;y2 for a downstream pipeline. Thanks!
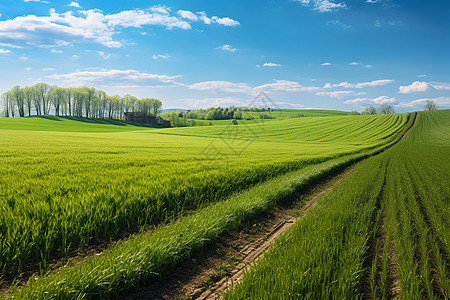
361;106;377;115
378;104;395;114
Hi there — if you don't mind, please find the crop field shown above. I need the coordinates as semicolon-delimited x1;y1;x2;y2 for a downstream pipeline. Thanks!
224;110;450;299
0;111;410;283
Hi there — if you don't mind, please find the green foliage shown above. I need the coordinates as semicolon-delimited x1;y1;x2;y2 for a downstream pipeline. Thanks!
0;114;409;278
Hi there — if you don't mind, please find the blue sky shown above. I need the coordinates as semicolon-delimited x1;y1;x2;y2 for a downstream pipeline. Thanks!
0;0;449;112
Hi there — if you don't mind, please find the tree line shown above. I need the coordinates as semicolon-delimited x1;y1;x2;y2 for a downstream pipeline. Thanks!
1;83;162;119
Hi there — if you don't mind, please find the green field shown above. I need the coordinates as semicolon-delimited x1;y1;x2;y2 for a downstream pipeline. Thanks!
224;110;450;299
4;109;447;300
0;112;409;277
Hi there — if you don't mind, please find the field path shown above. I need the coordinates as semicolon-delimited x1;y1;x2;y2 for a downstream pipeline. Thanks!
197;168;357;300
125;166;358;299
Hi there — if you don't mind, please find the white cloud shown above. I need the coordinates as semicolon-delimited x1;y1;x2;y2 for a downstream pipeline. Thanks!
399;81;432;93
47;68;181;87
321;62;332;66
375;20;381;27
316;91;366;98
152;54;170;59
0;48;11;54
366;0;380;3
185;97;242;108
196;12;240;26
24;0;50;3
273;102;305;108
71;54;79;60
296;0;347;12
188;81;252;94
19;56;28;59
344;96;395;105
355;79;394;88
68;2;81;8
256;80;319;93
327;20;350;28
262;62;281;67
216;44;237;52
363;64;372;68
98;51;111;59
25;67;31;70
211;16;240;26
42;67;55;71
50;48;62;53
324;79;394;89
187;79;318;94
0;6;239;49
396;97;450;108
177;10;198;21
349;62;360;65
399;81;450;93
417;74;426;78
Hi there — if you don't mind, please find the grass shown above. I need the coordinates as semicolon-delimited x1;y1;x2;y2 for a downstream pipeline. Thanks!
0;113;410;277
223;110;449;299
6;132;411;299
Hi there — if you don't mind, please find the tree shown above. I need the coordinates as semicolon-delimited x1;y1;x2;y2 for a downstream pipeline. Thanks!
11;86;25;117
232;119;238;125
50;87;66;116
151;98;162;118
424;100;438;111
1;91;14;117
361;106;377;115
378;104;395;114
34;83;51;115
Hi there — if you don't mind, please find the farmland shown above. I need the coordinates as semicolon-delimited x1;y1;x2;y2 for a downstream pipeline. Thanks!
2;109;447;300
224;110;450;299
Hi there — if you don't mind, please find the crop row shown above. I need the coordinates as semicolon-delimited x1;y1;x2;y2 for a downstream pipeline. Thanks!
6;133;412;299
0;114;409;276
224;110;449;299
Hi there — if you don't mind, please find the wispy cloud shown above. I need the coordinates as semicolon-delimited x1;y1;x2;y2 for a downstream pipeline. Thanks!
187;79;318;94
256;80;319;93
0;49;11;54
48;68;181;87
188;81;252;94
19;56;28;60
152;54;170;59
24;0;49;3
316;91;366;98
363;64;372;68
50;48;63;53
344;96;395;105
42;67;55;71
321;62;332;66
396;97;450;108
260;62;281;67
184;97;242;108
324;79;394;89
327;20;351;28
417;74;427;78
98;51;111;59
216;44;237;52
349;62;361;65
296;0;347;13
